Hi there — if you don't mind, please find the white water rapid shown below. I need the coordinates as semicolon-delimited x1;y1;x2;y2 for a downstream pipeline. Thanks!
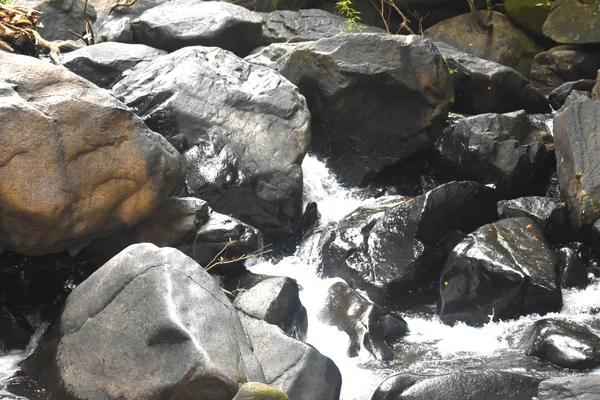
249;153;600;400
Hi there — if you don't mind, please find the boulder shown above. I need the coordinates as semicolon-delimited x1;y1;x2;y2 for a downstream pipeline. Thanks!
93;0;168;43
530;45;600;95
132;0;263;55
372;371;542;400
240;313;342;400
112;46;310;243
424;11;543;78
0;53;184;256
553;94;600;232
13;0;96;41
523;318;600;369
233;382;288;400
434;111;554;198
234;276;308;341
538;375;600;400
22;244;264;400
497;197;569;244
247;33;453;186
543;0;600;44
260;9;383;45
80;197;263;272
504;0;551;38
593;70;600;100
555;243;590;289
61;42;166;89
224;0;319;12
434;42;550;115
320;181;498;308
438;217;562;326
549;79;597;110
319;281;408;360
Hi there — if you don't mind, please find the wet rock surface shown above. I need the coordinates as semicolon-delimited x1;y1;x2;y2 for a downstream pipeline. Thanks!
543;0;600;45
435;111;554;198
523;318;600;369
372;371;542;400
538;374;600;400
113;46;310;243
438;217;562;326
247;33;453;186
320;181;498;309
549;80;597;111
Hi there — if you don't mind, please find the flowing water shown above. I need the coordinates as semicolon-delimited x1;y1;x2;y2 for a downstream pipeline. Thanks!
1;154;600;399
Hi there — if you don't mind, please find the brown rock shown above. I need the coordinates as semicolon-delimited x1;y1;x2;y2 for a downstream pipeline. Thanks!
0;53;184;255
424;10;543;78
543;0;600;44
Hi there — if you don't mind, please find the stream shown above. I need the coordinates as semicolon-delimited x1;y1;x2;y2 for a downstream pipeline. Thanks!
1;154;600;399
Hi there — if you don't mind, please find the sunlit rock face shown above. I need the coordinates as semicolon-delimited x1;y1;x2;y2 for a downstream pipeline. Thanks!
22;244;264;400
0;53;184;256
113;46;311;243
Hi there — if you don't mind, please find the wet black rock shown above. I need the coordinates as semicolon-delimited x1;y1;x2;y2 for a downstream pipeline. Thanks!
234;276;307;341
320;181;498;310
435;42;551;115
0;306;32;353
435;111;554;198
372;371;542;400
112;46;310;244
247;33;453;186
319;281;408;361
523;318;600;369
497;197;569;244
549;80;597;111
537;374;600;400
555;243;590;289
61;42;166;89
261;9;383;45
553;94;600;233
132;0;263;55
530;45;600;95
300;202;320;239
438;217;562;326
239;313;342;400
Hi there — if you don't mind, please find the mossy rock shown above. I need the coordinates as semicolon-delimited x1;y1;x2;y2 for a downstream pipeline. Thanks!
543;0;600;44
233;382;289;400
505;0;552;38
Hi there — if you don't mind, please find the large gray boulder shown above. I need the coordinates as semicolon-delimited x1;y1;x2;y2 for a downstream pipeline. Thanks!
372;371;542;400
22;244;264;400
112;46;310;243
543;0;600;45
435;42;550;114
553;93;600;232
239;313;341;400
434;111;554;197
132;0;263;55
538;375;600;400
0;53;184;256
247;33;453;186
13;0;96;41
261;9;383;45
62;42;166;89
439;217;562;326
425;11;543;78
530;45;600;95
